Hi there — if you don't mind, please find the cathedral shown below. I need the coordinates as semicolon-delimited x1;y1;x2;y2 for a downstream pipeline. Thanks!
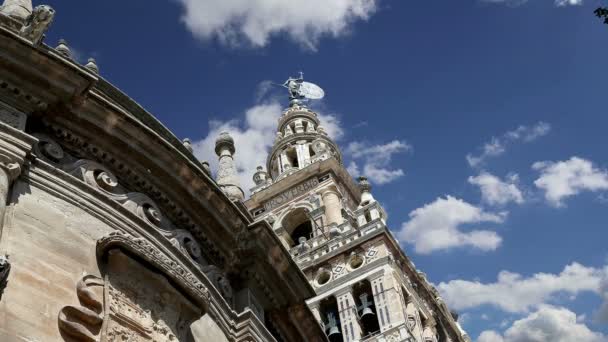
0;1;470;341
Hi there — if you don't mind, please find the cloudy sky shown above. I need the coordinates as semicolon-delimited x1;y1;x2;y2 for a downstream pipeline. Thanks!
46;0;608;340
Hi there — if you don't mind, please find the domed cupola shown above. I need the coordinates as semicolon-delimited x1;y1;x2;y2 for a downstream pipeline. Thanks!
266;74;342;180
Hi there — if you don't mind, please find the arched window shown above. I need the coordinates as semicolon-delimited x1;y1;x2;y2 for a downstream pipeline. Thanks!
285;147;299;169
281;208;313;247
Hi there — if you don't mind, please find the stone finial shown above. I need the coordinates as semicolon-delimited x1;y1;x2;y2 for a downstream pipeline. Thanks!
214;132;244;201
357;176;371;192
182;138;193;153
252;166;268;186
55;39;72;58
0;0;32;21
201;161;211;176
214;131;235;156
358;176;375;208
84;58;99;74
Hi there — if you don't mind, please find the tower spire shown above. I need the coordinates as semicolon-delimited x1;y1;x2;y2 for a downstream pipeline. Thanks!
0;0;32;21
214;132;244;202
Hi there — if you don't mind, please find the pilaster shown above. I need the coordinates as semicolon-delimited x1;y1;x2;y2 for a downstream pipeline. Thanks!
336;288;363;342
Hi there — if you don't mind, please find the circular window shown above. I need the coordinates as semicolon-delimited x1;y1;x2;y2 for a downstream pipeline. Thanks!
316;269;332;286
348;254;365;270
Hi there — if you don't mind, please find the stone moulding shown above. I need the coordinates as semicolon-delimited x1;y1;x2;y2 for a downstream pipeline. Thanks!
95;231;276;342
29;132;224;268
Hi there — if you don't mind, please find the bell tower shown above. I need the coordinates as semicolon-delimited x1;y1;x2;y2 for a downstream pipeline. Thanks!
244;74;470;342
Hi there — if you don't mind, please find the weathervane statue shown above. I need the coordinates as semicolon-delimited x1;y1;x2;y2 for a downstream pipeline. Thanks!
283;72;325;107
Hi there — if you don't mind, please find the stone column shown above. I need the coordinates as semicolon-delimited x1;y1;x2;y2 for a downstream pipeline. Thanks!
322;189;343;226
296;141;309;167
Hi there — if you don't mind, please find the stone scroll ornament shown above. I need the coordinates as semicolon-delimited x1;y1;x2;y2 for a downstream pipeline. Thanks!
58;274;105;342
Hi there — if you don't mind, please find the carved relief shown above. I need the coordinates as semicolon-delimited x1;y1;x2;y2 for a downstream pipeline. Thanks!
104;250;199;341
0;254;10;301
0;103;26;130
201;265;233;305
96;231;211;311
58;274;105;341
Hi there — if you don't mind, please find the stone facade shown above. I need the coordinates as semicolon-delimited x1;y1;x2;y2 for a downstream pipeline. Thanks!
244;87;472;341
0;1;326;341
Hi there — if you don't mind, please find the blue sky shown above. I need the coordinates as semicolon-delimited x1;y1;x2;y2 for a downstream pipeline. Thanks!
44;0;608;340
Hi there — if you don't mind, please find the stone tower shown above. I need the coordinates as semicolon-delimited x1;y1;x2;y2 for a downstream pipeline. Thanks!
245;75;470;342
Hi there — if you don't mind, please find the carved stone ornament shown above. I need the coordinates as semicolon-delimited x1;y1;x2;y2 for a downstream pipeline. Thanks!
58;274;105;341
407;314;417;331
32;134;228;271
105;251;198;341
96;231;211;310
201;265;233;305
0;162;20;182
0;254;10;301
20;5;55;45
311;138;328;154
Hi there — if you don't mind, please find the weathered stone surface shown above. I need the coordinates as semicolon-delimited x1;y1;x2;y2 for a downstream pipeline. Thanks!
190;314;229;342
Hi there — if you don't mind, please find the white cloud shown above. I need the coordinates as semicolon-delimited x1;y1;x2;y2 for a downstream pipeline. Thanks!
467;122;550;168
398;196;505;254
533;157;608;207
478;306;606;342
469;172;524;206
478;330;505;342
438;262;605;313
596;274;608;323
480;0;582;7
555;0;583;6
175;0;378;50
345;140;411;185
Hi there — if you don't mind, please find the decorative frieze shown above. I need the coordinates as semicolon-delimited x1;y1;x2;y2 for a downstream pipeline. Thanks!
263;176;319;211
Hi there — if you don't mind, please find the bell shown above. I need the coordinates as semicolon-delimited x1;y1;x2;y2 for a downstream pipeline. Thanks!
328;325;341;337
360;306;375;319
358;293;376;319
326;312;342;341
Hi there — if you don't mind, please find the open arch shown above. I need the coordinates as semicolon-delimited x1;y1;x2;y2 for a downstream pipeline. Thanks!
281;207;313;247
353;280;380;338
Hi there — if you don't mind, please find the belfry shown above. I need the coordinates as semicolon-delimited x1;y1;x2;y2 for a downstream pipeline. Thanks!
244;74;471;342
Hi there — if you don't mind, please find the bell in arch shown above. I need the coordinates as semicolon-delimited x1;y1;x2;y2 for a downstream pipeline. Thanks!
326;312;342;342
358;293;375;319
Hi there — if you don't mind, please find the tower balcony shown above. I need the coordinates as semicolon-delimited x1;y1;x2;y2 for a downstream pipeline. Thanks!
289;218;387;267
